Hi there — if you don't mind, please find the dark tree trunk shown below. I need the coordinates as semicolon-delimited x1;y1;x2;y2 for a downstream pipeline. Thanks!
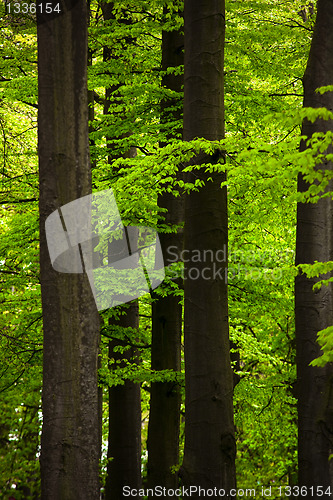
37;2;101;499
102;5;142;498
296;0;333;491
180;0;236;495
104;303;142;499
146;9;184;490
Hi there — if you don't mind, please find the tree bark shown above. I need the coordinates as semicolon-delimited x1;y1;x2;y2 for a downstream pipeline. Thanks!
104;303;142;499
147;10;184;490
38;2;101;499
180;0;236;495
296;0;333;491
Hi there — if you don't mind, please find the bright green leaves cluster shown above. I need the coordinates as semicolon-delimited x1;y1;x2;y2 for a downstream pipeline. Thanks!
298;260;333;286
310;326;333;367
88;0;183;168
297;260;333;367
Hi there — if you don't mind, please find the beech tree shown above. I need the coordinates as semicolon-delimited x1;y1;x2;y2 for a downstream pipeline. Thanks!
37;1;101;497
295;0;333;491
104;305;142;498
99;4;142;498
146;4;184;491
181;0;236;493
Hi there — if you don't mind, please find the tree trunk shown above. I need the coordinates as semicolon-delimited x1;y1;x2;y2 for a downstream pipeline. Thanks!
296;0;333;491
104;303;142;499
180;0;236;495
37;2;101;499
101;5;142;498
147;9;184;490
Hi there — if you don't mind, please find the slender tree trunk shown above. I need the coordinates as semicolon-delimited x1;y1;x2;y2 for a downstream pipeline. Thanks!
180;0;236;495
102;5;142;497
104;235;142;499
104;303;142;499
296;0;333;491
147;10;184;489
37;2;101;499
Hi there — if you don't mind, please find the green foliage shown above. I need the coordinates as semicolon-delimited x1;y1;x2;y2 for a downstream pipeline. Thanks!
0;0;330;493
310;326;333;367
298;261;333;290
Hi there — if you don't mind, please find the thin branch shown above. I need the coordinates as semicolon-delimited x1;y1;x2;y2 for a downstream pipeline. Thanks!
268;93;303;97
0;198;37;204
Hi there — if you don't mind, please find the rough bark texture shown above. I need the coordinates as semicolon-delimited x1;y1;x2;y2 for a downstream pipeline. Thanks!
146;12;184;492
104;303;142;499
296;0;333;491
38;2;101;499
181;0;236;495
